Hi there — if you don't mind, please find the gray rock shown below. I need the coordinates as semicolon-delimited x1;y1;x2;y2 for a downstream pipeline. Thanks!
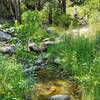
43;41;56;46
0;18;4;24
0;31;11;41
4;27;15;34
28;42;41;53
0;44;16;54
42;38;50;42
0;24;3;30
0;41;7;45
46;27;54;33
49;95;71;100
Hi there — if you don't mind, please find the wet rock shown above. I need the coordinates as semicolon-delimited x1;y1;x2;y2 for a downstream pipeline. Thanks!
49;95;71;100
24;93;32;100
0;44;16;54
23;57;48;76
23;67;34;76
0;31;11;41
34;57;48;66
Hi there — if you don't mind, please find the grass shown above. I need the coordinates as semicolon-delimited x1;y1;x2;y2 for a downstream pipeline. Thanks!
0;54;31;100
1;1;100;99
46;33;100;100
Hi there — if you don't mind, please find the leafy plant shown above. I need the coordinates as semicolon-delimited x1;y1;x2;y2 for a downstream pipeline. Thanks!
16;10;45;43
0;54;30;100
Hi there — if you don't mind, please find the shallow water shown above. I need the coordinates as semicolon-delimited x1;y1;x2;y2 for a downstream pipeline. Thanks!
32;80;83;100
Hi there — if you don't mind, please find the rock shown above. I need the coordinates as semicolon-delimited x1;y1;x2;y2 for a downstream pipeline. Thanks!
0;31;11;41
24;93;32;100
43;38;50;42
72;28;80;34
79;27;92;35
4;27;16;34
34;58;48;66
0;41;7;45
23;67;33;75
49;95;71;100
28;42;41;53
39;42;48;52
43;41;56;46
28;41;53;53
71;26;92;37
0;44;16;54
0;18;4;24
28;38;62;53
0;24;3;30
46;27;54;33
24;58;48;75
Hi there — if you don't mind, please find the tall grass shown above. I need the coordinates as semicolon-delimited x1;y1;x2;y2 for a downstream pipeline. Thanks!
46;33;100;100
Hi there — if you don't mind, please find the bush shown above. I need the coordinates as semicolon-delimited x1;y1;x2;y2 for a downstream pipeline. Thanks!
53;12;72;29
0;55;29;100
83;0;100;24
16;10;45;43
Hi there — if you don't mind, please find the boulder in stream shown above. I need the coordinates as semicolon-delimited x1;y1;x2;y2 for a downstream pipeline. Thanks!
49;95;71;100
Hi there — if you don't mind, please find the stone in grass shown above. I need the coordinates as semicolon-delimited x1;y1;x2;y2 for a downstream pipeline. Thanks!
0;44;16;54
46;27;54;33
49;95;71;100
0;31;11;41
28;42;41;53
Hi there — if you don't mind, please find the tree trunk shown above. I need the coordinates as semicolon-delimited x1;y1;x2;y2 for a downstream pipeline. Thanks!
48;5;52;24
13;0;21;23
62;0;66;13
58;0;62;9
0;0;21;23
37;0;41;10
0;0;12;18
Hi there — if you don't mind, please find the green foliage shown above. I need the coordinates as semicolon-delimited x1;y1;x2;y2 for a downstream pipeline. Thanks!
53;13;72;29
22;0;37;7
71;18;80;28
47;35;95;64
83;0;100;24
15;44;36;62
96;31;100;50
0;55;29;100
46;34;100;99
1;0;100;99
16;10;45;43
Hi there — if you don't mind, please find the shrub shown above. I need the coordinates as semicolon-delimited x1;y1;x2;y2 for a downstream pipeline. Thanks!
83;0;100;24
53;13;72;29
0;55;29;100
16;10;45;43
